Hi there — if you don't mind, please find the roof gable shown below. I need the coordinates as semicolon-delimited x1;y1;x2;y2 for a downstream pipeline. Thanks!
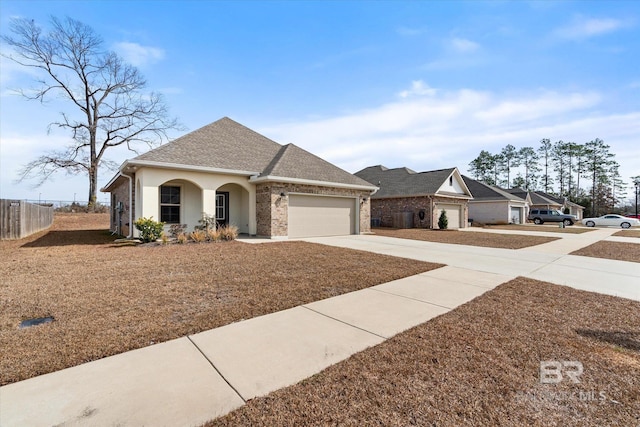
355;165;471;199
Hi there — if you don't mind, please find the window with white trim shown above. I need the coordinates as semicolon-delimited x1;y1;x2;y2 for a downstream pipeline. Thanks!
160;185;181;223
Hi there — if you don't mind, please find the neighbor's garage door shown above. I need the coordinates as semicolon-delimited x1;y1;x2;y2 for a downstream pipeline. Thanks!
288;195;356;238
510;207;522;224
436;204;461;229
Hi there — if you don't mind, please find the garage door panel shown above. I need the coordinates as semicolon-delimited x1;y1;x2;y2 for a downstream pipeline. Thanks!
289;195;356;238
436;204;461;229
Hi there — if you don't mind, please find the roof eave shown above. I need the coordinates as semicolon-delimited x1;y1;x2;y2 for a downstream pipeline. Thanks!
122;160;260;176
249;175;378;191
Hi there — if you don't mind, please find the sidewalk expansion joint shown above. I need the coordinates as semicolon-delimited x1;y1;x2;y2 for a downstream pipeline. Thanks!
186;336;247;404
300;305;388;339
368;287;458;310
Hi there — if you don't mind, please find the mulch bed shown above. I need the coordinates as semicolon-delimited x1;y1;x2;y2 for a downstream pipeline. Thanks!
208;278;640;427
571;241;640;263
0;214;440;385
481;224;593;234
373;227;558;249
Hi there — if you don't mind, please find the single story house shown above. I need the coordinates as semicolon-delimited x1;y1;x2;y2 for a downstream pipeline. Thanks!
462;176;529;225
535;191;585;219
354;165;472;229
101;117;377;239
505;189;584;220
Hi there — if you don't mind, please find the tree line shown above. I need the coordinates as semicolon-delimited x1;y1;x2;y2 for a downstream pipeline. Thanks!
467;139;627;216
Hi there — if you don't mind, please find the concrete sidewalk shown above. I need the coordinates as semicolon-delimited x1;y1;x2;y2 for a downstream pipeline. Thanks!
2;228;637;426
1;266;509;426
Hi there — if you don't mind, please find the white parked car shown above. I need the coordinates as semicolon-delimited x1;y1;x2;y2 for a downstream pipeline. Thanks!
582;214;640;229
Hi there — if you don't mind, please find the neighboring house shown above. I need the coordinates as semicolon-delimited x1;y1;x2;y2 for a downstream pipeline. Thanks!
101;117;377;239
462;176;529;225
504;189;585;220
355;165;473;229
535;191;585;220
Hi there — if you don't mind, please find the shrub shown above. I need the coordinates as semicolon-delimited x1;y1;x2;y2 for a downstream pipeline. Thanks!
220;224;239;241
206;227;221;242
177;233;188;244
190;229;207;243
134;217;165;243
168;224;187;238
438;210;448;230
160;232;169;245
195;213;217;231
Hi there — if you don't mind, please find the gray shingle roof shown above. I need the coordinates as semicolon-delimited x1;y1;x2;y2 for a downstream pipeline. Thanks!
131;117;373;187
355;165;460;198
462;176;525;202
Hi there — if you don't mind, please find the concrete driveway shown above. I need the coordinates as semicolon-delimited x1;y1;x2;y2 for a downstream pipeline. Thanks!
302;228;639;302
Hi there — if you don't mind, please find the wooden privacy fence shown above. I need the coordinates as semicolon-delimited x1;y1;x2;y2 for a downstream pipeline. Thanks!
0;199;54;240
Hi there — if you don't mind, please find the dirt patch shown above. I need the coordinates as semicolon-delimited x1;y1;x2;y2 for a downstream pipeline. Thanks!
571;241;640;263
208;278;640;427
0;214;440;385
614;230;640;238
373;227;558;249
481;224;593;234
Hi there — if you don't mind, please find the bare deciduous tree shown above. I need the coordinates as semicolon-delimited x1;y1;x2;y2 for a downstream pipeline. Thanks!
2;16;182;206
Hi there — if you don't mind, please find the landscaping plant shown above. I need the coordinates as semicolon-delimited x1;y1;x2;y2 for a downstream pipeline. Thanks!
133;217;165;243
438;209;448;230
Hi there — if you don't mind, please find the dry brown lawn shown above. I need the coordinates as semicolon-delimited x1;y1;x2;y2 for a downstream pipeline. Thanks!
614;229;640;238
481;224;593;234
373;227;558;249
208;278;640;427
0;214;440;385
571;241;640;263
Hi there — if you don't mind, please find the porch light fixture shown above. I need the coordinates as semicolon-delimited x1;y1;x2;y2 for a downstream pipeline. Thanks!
280;192;287;198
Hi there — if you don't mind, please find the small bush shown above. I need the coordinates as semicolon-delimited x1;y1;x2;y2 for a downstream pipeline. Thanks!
438;210;448;230
190;230;207;243
134;217;165;243
160;232;169;245
177;233;188;244
195;213;217;231
220;224;239;241
168;224;187;238
206;227;221;242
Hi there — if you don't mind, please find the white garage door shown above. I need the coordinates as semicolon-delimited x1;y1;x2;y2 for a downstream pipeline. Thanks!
288;195;356;238
436;204;461;229
510;207;522;224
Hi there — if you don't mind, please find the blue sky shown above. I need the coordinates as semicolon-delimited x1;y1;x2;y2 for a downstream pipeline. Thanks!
1;0;639;204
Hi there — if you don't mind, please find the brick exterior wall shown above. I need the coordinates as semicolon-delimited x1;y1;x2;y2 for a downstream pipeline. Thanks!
256;182;371;237
371;195;468;229
109;175;134;237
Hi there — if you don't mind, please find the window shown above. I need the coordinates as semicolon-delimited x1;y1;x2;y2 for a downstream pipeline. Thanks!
160;185;180;223
449;176;453;186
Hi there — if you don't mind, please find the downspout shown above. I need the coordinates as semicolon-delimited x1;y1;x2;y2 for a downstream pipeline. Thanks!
122;172;133;238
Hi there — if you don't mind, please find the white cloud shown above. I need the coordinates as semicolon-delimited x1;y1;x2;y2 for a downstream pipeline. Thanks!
450;37;480;53
259;82;640;184
398;80;437;98
113;42;165;67
555;17;628;40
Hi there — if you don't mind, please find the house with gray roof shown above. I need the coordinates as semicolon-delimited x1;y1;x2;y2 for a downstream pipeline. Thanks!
355;165;472;229
462;176;529;225
102;117;377;238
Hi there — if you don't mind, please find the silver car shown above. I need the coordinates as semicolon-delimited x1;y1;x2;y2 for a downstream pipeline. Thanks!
582;214;640;228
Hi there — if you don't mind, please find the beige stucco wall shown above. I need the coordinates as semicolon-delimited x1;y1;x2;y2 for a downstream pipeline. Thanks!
256;182;371;238
134;167;256;235
371;195;469;229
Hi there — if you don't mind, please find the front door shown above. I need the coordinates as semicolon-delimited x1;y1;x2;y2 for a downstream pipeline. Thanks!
215;192;229;227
